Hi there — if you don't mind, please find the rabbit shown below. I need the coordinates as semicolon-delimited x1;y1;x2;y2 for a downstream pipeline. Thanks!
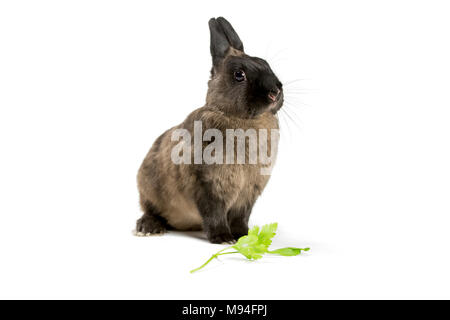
136;17;284;243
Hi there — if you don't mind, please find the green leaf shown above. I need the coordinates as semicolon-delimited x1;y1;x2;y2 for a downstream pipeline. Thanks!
235;234;258;248
268;247;310;256
232;223;279;260
257;222;278;247
248;225;260;237
232;234;266;260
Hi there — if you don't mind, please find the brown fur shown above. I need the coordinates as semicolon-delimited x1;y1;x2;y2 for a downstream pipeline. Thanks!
136;17;283;243
137;105;279;231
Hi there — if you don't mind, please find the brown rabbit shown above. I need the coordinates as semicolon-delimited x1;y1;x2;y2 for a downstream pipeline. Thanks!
136;17;283;243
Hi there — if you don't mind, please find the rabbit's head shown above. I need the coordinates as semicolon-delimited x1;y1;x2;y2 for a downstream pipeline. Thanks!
206;17;283;118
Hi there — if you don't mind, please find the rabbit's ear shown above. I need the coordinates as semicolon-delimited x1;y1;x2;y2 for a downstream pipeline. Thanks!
209;18;230;68
216;17;244;52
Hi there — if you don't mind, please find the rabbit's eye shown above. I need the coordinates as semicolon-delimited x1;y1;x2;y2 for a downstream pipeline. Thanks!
234;70;246;82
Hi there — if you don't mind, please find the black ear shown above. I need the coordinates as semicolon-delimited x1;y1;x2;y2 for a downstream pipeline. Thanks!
209;18;230;68
216;17;244;52
209;17;244;68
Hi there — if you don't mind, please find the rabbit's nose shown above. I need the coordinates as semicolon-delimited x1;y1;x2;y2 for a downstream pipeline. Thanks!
268;88;281;102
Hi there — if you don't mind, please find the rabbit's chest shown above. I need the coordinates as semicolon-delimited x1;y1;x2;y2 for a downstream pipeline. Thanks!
199;111;279;208
204;161;273;211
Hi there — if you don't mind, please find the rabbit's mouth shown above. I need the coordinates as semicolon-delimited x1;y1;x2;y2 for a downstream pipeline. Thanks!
268;91;284;114
268;88;281;102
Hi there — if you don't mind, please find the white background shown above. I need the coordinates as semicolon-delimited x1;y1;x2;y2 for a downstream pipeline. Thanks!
1;0;449;299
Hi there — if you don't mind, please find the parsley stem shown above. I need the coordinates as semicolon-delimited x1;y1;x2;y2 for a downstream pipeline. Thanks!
218;251;239;255
190;246;237;273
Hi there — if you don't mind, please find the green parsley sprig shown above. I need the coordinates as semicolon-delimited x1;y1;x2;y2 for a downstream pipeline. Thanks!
190;223;310;273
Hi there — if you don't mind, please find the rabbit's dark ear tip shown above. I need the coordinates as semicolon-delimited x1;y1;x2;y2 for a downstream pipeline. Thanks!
217;17;234;27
